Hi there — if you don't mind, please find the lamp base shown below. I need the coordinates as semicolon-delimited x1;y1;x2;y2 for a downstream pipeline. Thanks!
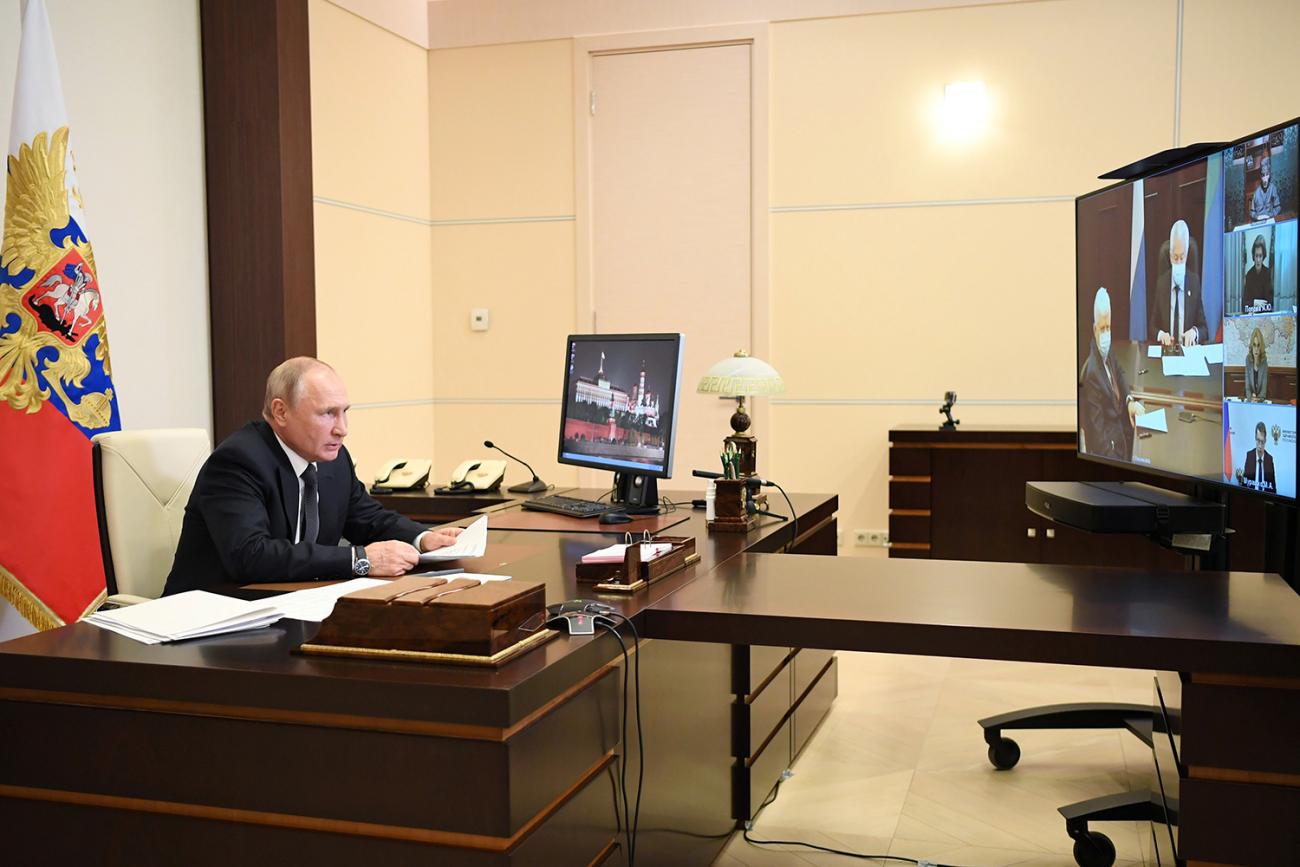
724;434;757;477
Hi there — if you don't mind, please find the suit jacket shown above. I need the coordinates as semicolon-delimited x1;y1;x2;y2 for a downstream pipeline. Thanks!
1148;268;1207;345
1242;448;1277;494
163;421;427;594
1081;338;1135;460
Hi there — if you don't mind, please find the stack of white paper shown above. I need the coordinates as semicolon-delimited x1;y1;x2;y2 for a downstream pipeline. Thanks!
85;591;283;644
419;514;489;563
270;578;387;622
580;542;674;564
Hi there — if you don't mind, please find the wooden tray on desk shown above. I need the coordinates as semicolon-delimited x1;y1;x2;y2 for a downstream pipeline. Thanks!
488;510;689;534
576;536;699;593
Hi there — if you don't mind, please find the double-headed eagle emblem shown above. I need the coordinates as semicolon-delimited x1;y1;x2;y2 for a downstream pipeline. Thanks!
0;127;114;431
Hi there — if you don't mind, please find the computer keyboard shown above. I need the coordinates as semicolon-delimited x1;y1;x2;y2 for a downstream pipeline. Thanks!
521;494;614;518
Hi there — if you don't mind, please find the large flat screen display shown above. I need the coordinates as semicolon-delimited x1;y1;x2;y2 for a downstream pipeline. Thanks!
556;333;684;478
1076;118;1298;500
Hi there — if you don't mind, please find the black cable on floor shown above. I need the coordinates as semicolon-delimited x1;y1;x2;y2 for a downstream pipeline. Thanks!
743;778;971;867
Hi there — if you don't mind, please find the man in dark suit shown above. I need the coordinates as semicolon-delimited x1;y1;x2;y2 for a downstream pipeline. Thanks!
163;358;461;594
1241;421;1277;494
1082;287;1144;460
1149;219;1208;349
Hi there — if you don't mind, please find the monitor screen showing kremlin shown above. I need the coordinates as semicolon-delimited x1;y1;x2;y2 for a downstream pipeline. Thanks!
556;333;684;478
1075;116;1298;500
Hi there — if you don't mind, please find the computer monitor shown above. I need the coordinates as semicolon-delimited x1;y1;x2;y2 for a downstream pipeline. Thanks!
556;333;685;509
1075;116;1298;501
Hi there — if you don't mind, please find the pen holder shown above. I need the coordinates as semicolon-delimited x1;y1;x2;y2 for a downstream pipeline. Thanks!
707;479;756;533
724;435;757;477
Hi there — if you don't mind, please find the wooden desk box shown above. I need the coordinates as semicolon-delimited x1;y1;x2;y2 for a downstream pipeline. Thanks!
304;576;547;663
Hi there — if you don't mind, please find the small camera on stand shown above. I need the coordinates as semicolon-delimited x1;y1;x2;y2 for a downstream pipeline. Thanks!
939;391;959;431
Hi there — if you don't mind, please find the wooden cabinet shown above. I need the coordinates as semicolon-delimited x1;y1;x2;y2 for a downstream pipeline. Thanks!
888;425;1267;571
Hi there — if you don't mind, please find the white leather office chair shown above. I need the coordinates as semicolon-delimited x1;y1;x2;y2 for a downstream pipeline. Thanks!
92;428;210;605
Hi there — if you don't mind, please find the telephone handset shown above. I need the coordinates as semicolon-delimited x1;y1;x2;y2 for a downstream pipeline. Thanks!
372;458;432;493
436;459;507;494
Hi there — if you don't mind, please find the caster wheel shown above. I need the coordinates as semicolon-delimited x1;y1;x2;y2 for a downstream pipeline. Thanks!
987;737;1020;770
1072;830;1116;867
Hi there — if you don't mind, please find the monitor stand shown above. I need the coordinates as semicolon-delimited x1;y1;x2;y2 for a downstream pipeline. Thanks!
612;471;660;514
1025;480;1226;557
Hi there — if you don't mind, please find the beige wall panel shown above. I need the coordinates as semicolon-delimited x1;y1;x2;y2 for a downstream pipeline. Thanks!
433;403;581;491
1180;0;1300;143
770;403;1074;540
771;0;1175;206
431;221;576;397
342;404;435;488
428;40;573;219
771;202;1076;401
310;0;431;217
314;204;434;402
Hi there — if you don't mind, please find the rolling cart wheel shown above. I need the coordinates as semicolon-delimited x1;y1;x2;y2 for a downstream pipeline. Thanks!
987;736;1021;770
1072;830;1116;867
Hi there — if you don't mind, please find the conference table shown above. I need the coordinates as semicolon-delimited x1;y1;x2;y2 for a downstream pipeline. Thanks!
3;489;1300;866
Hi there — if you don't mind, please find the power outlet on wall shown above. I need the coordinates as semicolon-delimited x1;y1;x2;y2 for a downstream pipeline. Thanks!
854;529;889;547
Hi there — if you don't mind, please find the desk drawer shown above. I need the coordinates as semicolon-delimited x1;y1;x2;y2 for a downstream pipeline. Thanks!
793;655;837;760
733;713;794;821
1182;676;1300;776
733;664;791;759
732;645;794;697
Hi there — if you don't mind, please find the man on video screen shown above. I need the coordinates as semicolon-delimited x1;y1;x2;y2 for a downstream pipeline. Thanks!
1150;220;1208;348
1082;287;1144;459
1240;421;1277;493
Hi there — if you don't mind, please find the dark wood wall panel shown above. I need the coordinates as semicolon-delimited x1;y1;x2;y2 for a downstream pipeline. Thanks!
201;0;316;442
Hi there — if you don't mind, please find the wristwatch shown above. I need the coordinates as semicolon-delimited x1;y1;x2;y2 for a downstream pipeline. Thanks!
351;545;371;577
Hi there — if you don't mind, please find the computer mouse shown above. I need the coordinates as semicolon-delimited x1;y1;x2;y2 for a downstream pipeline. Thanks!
599;511;632;524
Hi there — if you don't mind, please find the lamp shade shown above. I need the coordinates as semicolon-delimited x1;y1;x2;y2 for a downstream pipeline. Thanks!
696;351;785;397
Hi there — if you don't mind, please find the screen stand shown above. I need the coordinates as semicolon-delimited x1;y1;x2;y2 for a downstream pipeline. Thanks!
612;472;660;514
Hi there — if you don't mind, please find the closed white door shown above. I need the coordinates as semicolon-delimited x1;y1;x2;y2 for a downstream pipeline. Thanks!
587;43;752;488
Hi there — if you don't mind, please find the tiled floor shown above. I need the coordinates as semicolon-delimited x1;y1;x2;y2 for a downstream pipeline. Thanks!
714;652;1153;867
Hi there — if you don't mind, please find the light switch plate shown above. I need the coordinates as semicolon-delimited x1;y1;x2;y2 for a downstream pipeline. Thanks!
470;308;490;331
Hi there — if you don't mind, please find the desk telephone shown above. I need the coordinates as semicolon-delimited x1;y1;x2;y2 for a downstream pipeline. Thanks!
372;459;432;493
435;459;506;494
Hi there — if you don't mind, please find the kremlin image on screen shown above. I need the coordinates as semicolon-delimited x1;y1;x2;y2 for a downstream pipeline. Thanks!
560;338;680;473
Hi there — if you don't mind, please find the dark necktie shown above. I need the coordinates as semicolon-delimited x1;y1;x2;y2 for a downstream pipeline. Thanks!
300;464;319;544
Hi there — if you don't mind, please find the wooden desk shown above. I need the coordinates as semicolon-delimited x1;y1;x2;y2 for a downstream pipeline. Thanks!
647;554;1300;864
0;491;838;867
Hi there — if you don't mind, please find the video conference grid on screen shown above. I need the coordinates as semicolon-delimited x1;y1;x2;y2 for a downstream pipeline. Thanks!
1076;119;1298;500
559;336;681;475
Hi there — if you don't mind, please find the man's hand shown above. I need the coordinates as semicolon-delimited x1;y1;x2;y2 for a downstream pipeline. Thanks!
365;540;420;577
419;527;464;552
1182;327;1199;347
1158;330;1175;347
1128;399;1144;427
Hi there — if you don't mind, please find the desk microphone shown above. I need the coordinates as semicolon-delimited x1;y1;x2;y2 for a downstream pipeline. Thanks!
484;440;548;493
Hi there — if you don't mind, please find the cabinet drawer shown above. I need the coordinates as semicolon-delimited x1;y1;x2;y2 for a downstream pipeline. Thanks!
733;714;793;821
731;645;793;697
888;479;929;510
1182;676;1300;776
732;666;790;759
888;446;930;476
888;512;930;545
793;656;837;760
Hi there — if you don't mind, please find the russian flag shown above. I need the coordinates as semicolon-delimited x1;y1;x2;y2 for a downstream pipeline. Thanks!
1129;179;1147;340
0;0;121;630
